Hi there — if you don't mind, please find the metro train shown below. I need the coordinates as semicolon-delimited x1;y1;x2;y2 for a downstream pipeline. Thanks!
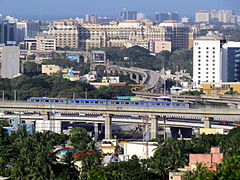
27;97;192;109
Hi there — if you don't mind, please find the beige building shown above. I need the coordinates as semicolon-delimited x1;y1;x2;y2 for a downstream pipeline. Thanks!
195;10;210;23
42;65;61;75
47;19;191;51
47;19;80;49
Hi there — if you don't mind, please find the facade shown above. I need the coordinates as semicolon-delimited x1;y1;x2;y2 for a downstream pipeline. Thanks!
123;142;158;159
47;19;190;51
42;65;61;75
159;20;190;50
202;82;240;95
222;41;240;82
25;35;56;51
189;147;224;171
47;19;80;49
193;36;227;87
195;10;210;23
120;9;137;20
16;21;41;43
0;45;20;78
0;21;17;45
136;13;145;21
85;14;97;23
196;9;235;24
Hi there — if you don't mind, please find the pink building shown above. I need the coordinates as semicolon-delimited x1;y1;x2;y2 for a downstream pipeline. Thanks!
189;147;224;171
169;147;224;180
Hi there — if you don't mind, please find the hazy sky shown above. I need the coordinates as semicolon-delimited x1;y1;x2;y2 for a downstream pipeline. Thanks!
0;0;239;19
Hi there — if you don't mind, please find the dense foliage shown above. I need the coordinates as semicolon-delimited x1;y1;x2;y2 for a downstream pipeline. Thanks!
0;74;133;100
1;122;240;179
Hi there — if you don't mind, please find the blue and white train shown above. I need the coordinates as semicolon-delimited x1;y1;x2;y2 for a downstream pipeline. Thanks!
27;97;192;109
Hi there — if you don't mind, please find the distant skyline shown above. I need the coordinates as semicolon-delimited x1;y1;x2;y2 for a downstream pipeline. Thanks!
1;0;240;20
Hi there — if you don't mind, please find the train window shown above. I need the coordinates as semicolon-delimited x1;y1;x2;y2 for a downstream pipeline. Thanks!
85;101;89;103
55;100;59;103
95;101;99;104
116;102;119;104
45;100;49;102
76;101;79;103
125;102;129;104
135;103;139;105
35;100;39;102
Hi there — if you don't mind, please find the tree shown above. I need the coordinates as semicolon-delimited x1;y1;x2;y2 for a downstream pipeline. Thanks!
70;127;94;150
23;61;41;76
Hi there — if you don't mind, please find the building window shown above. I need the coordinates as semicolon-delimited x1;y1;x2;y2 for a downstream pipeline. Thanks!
206;72;208;74
206;76;208;78
213;47;215;49
206;47;209;49
198;47;201;49
198;64;201;66
198;68;201;70
206;55;209;58
213;72;215;74
198;51;201;53
198;55;201;58
198;72;201;74
213;64;215;66
213;68;215;70
206;64;208;66
198;76;201;78
213;51;215;54
206;68;208;70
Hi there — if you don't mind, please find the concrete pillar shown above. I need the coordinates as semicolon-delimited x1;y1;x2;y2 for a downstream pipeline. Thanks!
150;115;158;139
104;114;112;139
94;123;99;141
136;74;140;84
202;117;213;128
130;73;134;80
42;112;50;120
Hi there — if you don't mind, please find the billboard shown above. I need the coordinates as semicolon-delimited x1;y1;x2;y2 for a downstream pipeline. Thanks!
68;71;81;76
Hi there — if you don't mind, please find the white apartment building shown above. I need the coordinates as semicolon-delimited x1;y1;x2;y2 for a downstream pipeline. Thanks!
0;45;20;78
193;36;227;87
24;35;56;51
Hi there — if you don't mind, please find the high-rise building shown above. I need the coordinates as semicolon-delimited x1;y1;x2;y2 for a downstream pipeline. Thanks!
137;13;145;21
0;21;17;45
193;36;227;87
47;19;80;49
218;10;234;23
0;44;20;78
85;14;97;23
159;20;190;50
120;8;137;20
222;42;240;82
195;10;210;23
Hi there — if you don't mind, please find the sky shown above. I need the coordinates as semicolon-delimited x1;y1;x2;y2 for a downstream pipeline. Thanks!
0;0;240;20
